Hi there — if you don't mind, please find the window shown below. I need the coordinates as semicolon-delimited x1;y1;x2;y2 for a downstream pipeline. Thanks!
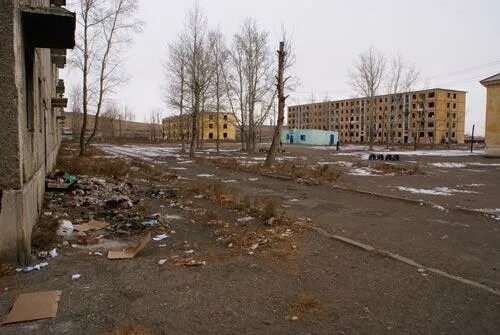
412;94;416;99
223;132;228;139
428;112;435;118
209;123;214;129
428;102;434;108
428;132;433;137
453;93;457;99
420;132;425;137
286;134;290;140
452;132;456;138
300;134;306;141
209;115;213;120
223;115;228;120
209;132;214;139
453;103;456;109
428;92;435;98
223;124;228;129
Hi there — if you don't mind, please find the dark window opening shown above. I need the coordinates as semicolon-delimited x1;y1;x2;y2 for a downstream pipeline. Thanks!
223;132;228;139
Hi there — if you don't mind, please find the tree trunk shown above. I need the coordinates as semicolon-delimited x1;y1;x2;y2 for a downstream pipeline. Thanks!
265;42;286;167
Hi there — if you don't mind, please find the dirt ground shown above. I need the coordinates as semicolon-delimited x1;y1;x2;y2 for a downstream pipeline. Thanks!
1;142;499;334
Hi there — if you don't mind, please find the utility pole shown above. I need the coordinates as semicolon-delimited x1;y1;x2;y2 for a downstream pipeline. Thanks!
471;124;475;153
265;41;287;167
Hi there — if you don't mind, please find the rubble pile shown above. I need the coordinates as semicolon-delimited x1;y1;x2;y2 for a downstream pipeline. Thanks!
44;173;177;246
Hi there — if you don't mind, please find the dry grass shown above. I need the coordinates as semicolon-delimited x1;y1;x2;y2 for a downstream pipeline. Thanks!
290;292;324;317
104;325;150;335
197;157;342;184
56;144;129;177
362;161;421;175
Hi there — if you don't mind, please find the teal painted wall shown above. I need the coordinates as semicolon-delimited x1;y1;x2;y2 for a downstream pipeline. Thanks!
281;129;339;146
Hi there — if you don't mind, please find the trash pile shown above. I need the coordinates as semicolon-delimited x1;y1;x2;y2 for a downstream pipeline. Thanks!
44;173;176;247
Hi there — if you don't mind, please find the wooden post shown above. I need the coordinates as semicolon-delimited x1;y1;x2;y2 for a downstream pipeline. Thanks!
265;41;286;167
471;124;475;153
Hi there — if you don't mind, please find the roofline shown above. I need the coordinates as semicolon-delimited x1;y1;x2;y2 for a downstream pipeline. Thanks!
288;88;467;108
480;73;500;85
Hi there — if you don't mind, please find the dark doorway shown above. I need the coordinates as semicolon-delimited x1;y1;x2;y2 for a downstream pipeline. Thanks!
329;134;335;145
290;135;294;144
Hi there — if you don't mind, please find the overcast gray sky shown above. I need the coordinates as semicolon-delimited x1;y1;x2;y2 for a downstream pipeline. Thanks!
65;0;500;136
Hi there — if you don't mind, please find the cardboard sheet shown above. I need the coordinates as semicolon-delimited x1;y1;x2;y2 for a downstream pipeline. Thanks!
1;291;62;325
107;233;151;260
73;220;109;232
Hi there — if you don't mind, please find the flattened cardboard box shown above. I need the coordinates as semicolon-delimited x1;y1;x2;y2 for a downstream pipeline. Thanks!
107;233;151;259
1;291;62;325
73;220;109;232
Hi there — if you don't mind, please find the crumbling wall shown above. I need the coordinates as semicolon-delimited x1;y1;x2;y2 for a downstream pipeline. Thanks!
0;0;64;263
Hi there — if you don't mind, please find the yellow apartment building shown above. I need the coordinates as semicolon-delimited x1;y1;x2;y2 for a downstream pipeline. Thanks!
287;88;466;145
163;112;237;141
480;73;500;157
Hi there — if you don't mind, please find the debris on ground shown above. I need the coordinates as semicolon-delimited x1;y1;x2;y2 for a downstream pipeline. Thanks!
107;233;151;260
1;291;62;325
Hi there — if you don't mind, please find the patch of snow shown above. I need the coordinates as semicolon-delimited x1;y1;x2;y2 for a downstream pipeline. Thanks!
248;178;259;181
222;180;238;183
397;186;479;196
348;167;380;176
468;162;500;167
431;163;467;168
237;216;255;223
177;160;193;164
197;174;214;178
170;167;187;170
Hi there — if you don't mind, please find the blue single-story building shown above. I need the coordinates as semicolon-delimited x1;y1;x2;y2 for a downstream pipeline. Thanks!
281;128;339;146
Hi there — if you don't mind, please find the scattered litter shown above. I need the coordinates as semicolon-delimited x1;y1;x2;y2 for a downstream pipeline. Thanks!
290;199;299;202
143;219;159;226
440;235;448;240
158;244;167;248
153;234;168;241
89;252;103;256
158;259;167;265
266;217;275;226
107;233;151;260
49;249;58;258
197;174;214;178
71;274;81;280
228;243;233;248
57;220;74;237
237;216;255;223
291;316;299;321
17;262;49;273
184;250;194;254
194;195;204;199
1;291;62;325
73;220;109;232
183;260;206;267
281;204;291;208
417;268;426;273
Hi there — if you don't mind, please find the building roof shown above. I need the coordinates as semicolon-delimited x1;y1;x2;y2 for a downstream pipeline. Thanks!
288;88;467;108
480;73;500;86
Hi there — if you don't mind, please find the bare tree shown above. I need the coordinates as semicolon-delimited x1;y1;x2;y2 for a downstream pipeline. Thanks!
385;54;419;147
71;0;142;155
349;46;386;150
163;37;188;152
225;19;275;152
265;30;296;167
68;84;82;138
181;3;212;158
208;27;228;153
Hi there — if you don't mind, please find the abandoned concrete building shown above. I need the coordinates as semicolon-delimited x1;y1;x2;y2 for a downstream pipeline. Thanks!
480;73;500;157
0;0;75;263
288;88;466;145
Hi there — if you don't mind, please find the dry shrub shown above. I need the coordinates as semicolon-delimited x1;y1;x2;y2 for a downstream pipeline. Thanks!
290;292;323;316
104;325;150;335
56;144;129;177
31;217;62;251
260;197;277;220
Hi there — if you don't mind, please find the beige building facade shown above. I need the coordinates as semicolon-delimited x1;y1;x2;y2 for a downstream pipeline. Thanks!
480;74;500;157
0;0;75;263
288;88;466;145
163;112;237;141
